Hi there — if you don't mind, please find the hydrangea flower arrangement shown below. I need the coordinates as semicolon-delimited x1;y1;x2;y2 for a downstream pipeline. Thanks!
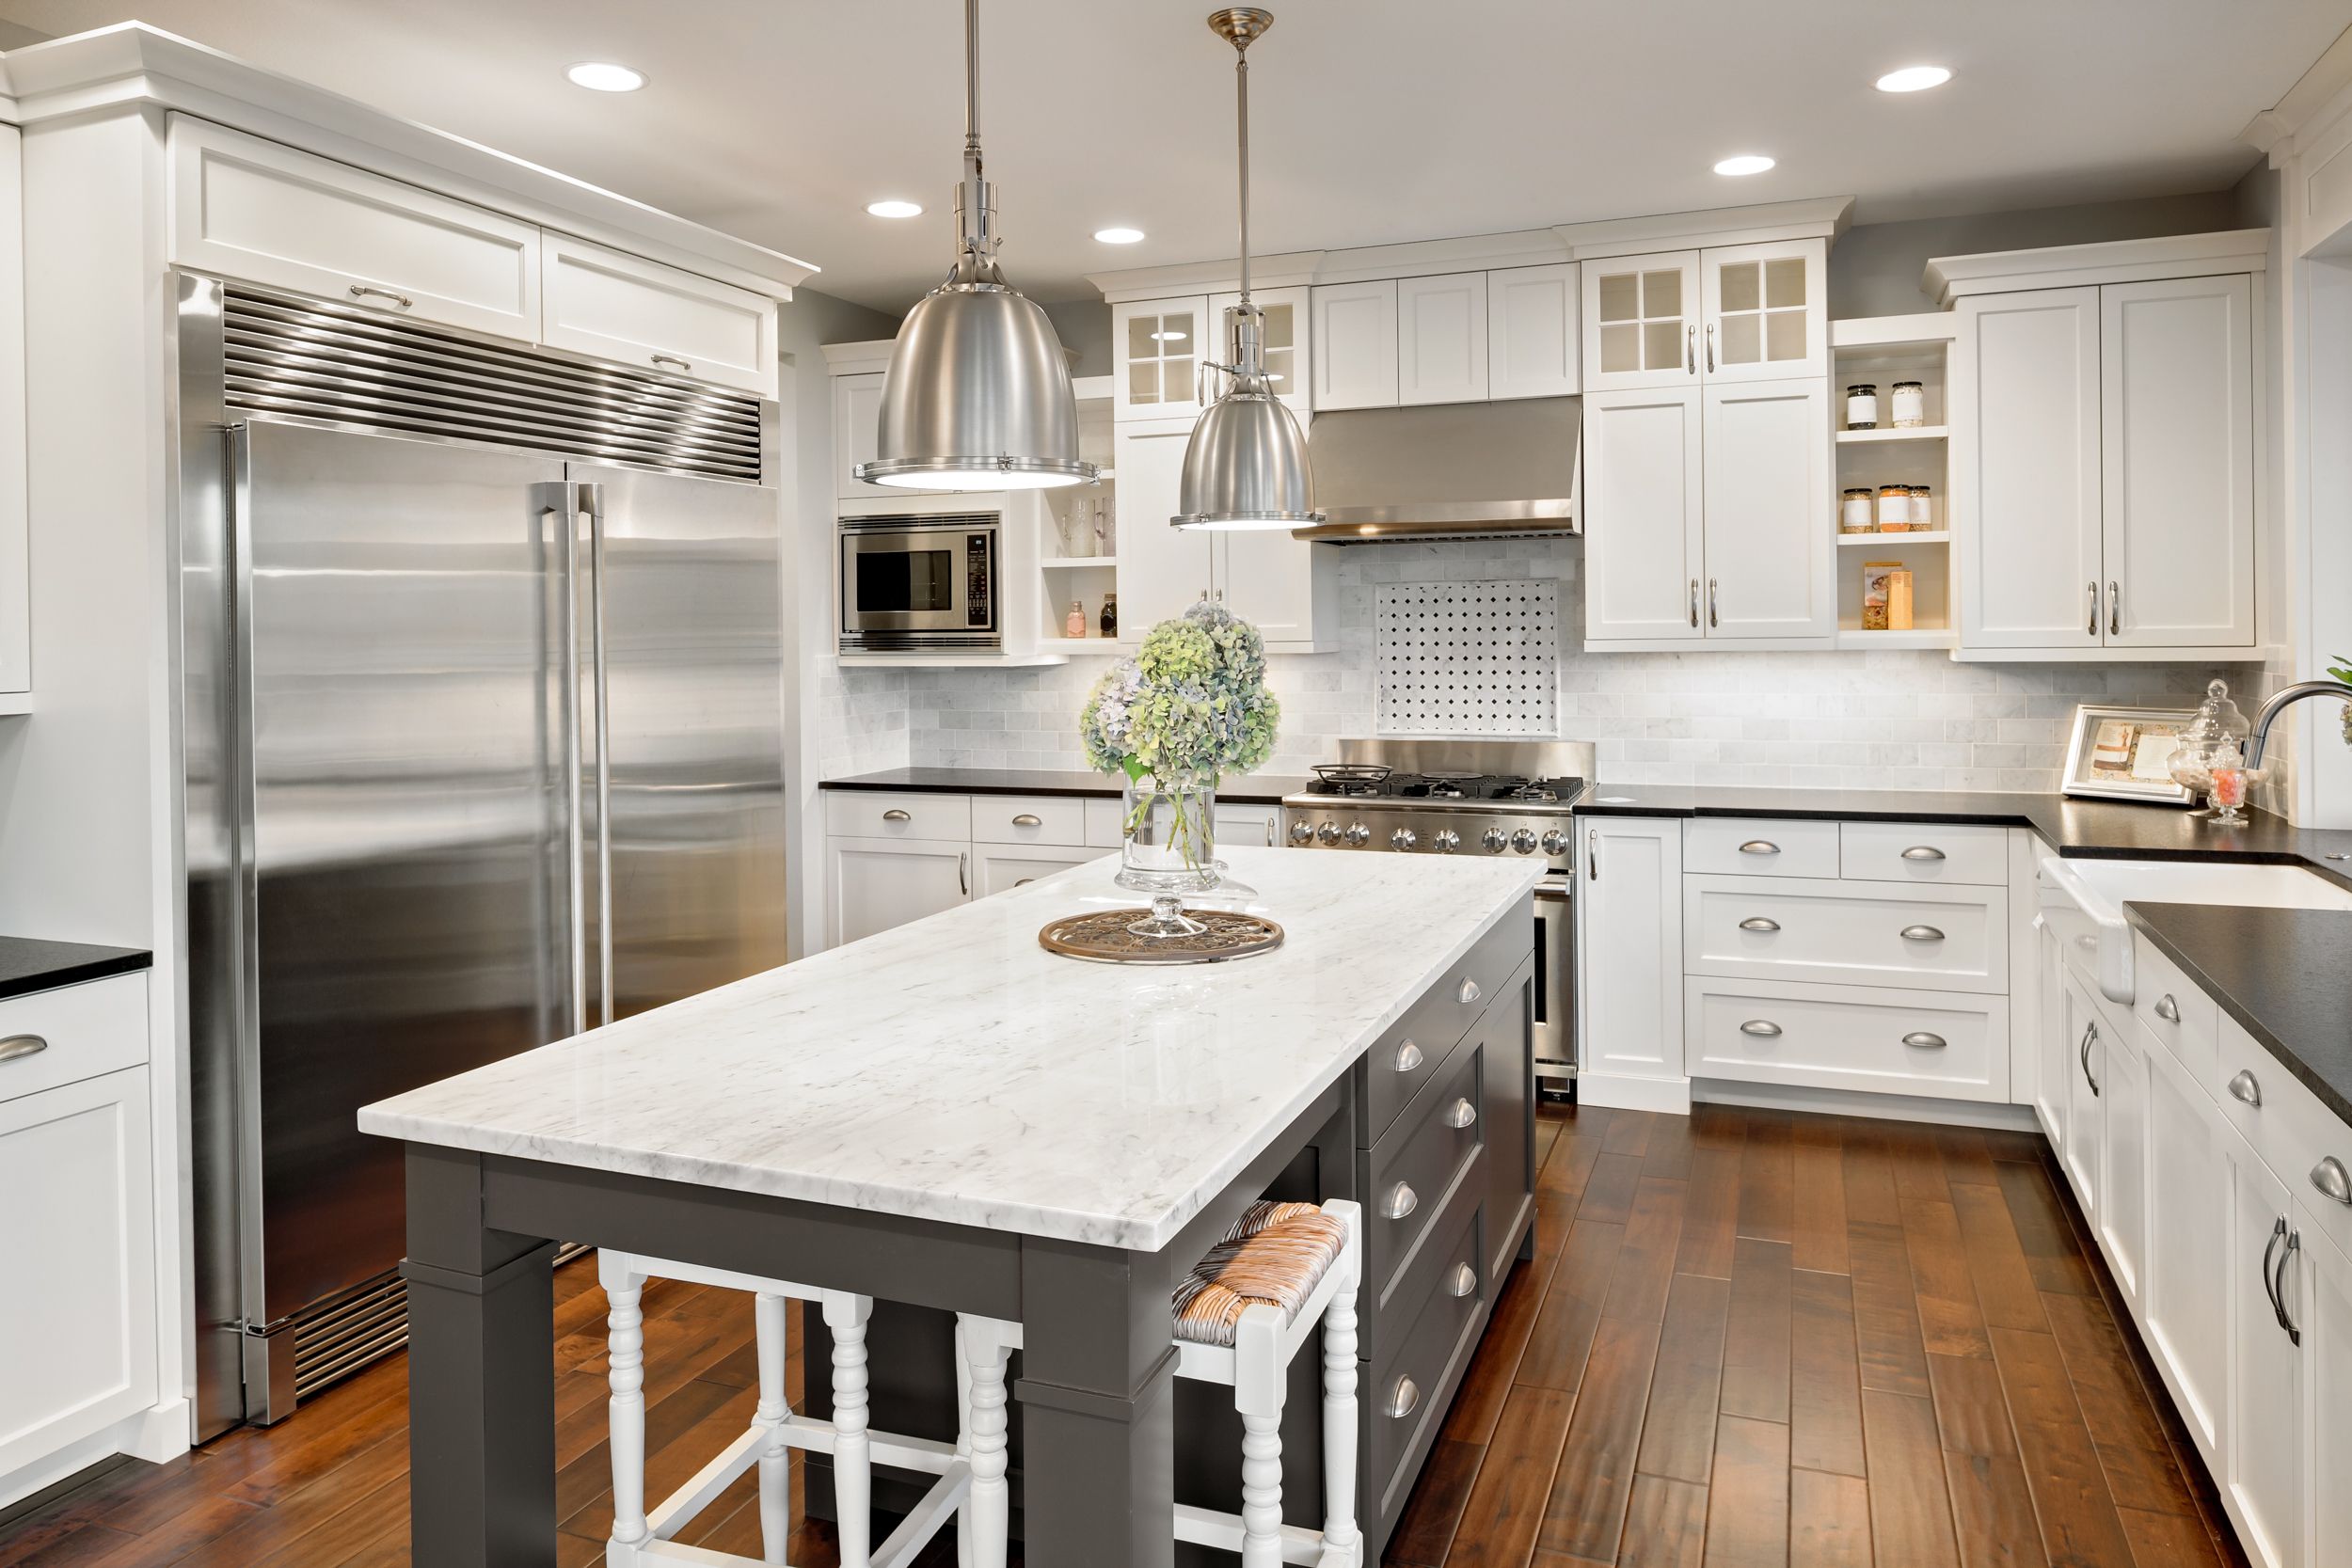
1079;600;1280;785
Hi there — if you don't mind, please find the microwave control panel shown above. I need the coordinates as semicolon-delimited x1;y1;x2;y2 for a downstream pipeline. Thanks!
966;532;992;628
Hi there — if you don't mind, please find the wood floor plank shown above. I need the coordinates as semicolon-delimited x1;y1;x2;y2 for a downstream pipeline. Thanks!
1789;1270;1867;1479
1634;1274;1733;1485
1701;1415;1789;1568
1442;1252;1557;1448
1861;1389;1963;1568
1788;1469;1874;1568
1443;1384;1575;1568
1537;1315;1664;1561
1581;1152;1648;1227
2037;1291;2175;1466
1719;1237;1794;1424
1994;1160;2100;1299
1607;1109;1658;1159
1949;1180;2051;1335
1603;1178;1691;1324
1903;1196;1994;1359
2113;1508;2228;1568
1387;1437;1481;1567
1935;1126;2003;1189
1927;1352;2018;1458
1791;1117;1850;1275
1840;1119;1901;1228
1885;1120;1954;1205
1645;1108;1699;1182
1617;1475;1708;1568
1515;1220;1628;1395
1848;1219;1932;1399
1692;1102;1750;1154
1676;1147;1745;1281
1738;1111;1796;1245
1989;1325;2141;1568
1944;1451;2050;1568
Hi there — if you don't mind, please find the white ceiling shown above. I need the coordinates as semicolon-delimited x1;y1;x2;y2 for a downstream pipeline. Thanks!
0;1;2341;312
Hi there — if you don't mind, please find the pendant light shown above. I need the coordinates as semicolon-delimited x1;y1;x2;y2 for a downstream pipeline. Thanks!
856;0;1095;491
1172;8;1323;531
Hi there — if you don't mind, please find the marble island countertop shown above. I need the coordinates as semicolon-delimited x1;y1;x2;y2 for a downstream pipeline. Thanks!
358;847;1541;1250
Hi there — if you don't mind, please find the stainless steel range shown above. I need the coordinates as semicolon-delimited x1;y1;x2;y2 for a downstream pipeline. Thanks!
1282;739;1591;1093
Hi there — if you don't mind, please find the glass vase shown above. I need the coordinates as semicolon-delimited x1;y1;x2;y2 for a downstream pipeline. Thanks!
1116;773;1218;897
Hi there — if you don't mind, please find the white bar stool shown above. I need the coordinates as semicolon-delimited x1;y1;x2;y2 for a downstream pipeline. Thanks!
956;1197;1364;1568
597;1249;972;1568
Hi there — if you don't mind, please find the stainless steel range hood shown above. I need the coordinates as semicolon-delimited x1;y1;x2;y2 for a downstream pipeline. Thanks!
1292;395;1580;541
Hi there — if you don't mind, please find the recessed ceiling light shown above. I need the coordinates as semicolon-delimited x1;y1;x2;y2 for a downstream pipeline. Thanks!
866;199;924;219
1093;227;1146;245
1875;65;1952;93
565;61;645;93
1713;154;1775;177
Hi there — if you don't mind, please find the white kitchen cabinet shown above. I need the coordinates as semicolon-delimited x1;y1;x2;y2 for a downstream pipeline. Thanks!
833;372;883;501
2303;1214;2352;1568
2100;274;2256;647
1395;272;1488;405
0;1064;157;1482
972;843;1097;897
1114;296;1209;421
2096;1012;2149;1307
825;835;970;947
1309;279;1398;410
2059;965;2106;1216
0;121;24;701
1582;388;1704;641
1581;250;1700;393
2141;1036;2231;1464
1698;240;1827;385
1214;803;1284;850
1699;377;1831;638
2031;918;2070;1152
2223;1117;2305;1568
1486;263;1579;400
1576;816;1684;1093
541;232;777;397
1207;287;1309;414
1216;527;1334;651
167;116;540;342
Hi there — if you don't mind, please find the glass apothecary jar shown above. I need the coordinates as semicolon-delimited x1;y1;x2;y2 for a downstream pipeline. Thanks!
1117;774;1218;893
2167;679;2258;818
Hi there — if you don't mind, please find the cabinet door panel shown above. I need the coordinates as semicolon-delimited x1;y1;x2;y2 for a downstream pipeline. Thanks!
2141;1039;2230;1465
1486;263;1579;400
541;232;776;396
1957;287;2104;648
2223;1123;2305;1568
2097;1019;2147;1306
825;836;968;947
1701;239;1825;385
1396;272;1488;405
1216;528;1330;651
1701;377;1831;638
1114;296;1208;420
1575;818;1683;1082
1208;287;1308;413
2031;919;2069;1151
1481;974;1534;1286
2306;1216;2352;1568
1583;388;1704;641
972;845;1097;897
1113;422;1216;636
2060;966;2104;1216
1310;280;1399;410
1580;250;1700;393
833;372;884;501
2101;274;2256;647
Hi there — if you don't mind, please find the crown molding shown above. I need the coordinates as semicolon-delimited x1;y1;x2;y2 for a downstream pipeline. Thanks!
2244;19;2352;154
1924;228;2271;306
1085;249;1325;303
1556;196;1853;260
820;339;897;375
0;22;818;297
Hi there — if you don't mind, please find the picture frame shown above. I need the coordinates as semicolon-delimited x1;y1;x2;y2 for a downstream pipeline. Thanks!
2060;704;2198;804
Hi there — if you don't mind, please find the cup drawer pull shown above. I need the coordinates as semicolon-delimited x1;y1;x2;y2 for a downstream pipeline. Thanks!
1010;813;1043;827
1456;977;1481;1006
1738;840;1780;855
882;808;913;823
1392;1040;1423;1073
1740;1020;1782;1038
1899;925;1945;942
1900;846;1947;861
2153;994;2181;1023
1384;1376;1421;1420
1445;1262;1478;1299
1738;917;1781;933
1902;1031;1947;1050
2229;1069;2263;1108
1381;1182;1418;1221
1442;1097;1478;1130
0;1034;48;1066
2314;1157;2352;1208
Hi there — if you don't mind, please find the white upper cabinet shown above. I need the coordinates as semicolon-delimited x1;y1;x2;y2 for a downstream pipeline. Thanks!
1217;524;1334;651
1700;378;1832;638
2100;273;2255;648
1583;388;1704;641
1114;296;1209;420
1958;287;2106;649
1112;419;1216;633
1208;286;1310;414
1581;250;1700;393
1486;262;1580;400
168;117;540;341
1310;279;1399;411
833;371;882;501
540;233;777;397
1396;272;1488;405
1699;240;1827;385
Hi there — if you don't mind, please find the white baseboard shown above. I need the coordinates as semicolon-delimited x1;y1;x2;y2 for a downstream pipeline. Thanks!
119;1398;191;1464
1576;1072;1692;1115
1693;1078;2042;1131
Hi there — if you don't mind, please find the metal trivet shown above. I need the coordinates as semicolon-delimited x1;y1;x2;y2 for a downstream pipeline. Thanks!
1039;907;1285;965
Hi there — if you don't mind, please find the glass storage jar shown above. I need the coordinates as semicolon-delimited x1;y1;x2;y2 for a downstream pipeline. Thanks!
1839;488;1876;534
1892;381;1926;427
1845;384;1879;430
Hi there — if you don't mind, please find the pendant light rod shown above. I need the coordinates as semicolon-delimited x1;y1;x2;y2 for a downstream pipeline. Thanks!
957;0;996;272
1235;36;1250;305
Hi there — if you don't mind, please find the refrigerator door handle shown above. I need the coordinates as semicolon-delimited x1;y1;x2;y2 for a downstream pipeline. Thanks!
548;489;588;1039
582;482;615;1029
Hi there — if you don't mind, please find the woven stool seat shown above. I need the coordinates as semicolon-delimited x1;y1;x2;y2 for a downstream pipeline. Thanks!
1171;1200;1351;1348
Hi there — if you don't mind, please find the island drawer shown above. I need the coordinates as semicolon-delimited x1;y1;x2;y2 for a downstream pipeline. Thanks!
1685;976;2008;1102
1363;1045;1484;1300
825;789;972;842
2130;930;2218;1082
0;974;149;1107
1683;816;1840;879
1838;820;2010;886
2215;1013;2352;1262
1366;1187;1486;1540
969;794;1085;847
1362;1134;1485;1366
1360;911;1529;1144
1683;877;2009;995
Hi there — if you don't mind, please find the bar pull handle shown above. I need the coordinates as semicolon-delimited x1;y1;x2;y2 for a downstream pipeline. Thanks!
1738;917;1781;933
1381;1182;1419;1221
2153;994;2181;1023
1013;878;1036;888
348;282;412;309
2088;582;2099;636
1689;578;1699;628
1685;323;1697;374
1446;1263;1478;1299
1902;1031;1947;1051
2312;1157;2352;1207
584;483;615;1029
882;808;913;822
2079;1021;2100;1097
1442;1097;1478;1130
1384;1376;1421;1420
1010;814;1043;827
1392;1040;1424;1074
651;353;692;372
1738;840;1780;856
2108;580;2121;637
1899;925;1946;942
958;852;969;897
0;1034;47;1065
1705;321;1717;372
1740;1020;1783;1038
2229;1069;2263;1108
1900;846;1946;862
1708;577;1720;628
1586;827;1599;881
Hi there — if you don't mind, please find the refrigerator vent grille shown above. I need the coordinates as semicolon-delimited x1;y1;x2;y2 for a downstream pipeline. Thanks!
222;289;765;483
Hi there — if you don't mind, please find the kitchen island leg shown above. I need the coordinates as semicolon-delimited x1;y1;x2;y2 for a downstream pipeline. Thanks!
402;1145;559;1568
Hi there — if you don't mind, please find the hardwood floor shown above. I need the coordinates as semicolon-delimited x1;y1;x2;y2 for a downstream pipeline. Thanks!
0;1104;2245;1568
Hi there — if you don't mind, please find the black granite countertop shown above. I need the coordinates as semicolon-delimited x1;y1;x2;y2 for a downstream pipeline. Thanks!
819;768;1311;806
0;937;151;1002
2124;903;2352;1128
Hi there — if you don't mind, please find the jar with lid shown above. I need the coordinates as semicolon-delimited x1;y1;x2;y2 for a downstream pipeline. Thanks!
1845;384;1879;430
1892;380;1927;428
1876;483;1912;531
1908;483;1933;531
1065;599;1087;639
2166;678;2259;817
1839;488;1875;534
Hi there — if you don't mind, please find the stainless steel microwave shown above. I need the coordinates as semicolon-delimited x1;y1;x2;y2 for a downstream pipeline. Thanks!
837;513;1000;652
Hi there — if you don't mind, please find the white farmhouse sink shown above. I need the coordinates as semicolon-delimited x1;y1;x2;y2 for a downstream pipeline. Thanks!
2039;854;2352;1004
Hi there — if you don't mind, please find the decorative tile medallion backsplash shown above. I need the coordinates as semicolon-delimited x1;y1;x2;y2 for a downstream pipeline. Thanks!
1375;579;1559;736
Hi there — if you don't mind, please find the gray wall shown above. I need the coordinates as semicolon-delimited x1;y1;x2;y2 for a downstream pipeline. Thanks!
1042;297;1114;377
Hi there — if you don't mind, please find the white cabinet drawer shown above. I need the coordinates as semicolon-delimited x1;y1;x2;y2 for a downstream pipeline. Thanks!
1682;817;1839;879
0;974;149;1106
971;794;1086;847
2216;1014;2352;1262
541;233;778;397
1838;820;2009;886
1215;804;1283;850
2130;931;2219;1082
1686;976;2007;1101
168;116;539;341
1684;877;2008;995
973;844;1099;896
824;790;973;842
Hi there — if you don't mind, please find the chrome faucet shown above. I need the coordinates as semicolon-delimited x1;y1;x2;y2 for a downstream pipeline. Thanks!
2246;679;2352;770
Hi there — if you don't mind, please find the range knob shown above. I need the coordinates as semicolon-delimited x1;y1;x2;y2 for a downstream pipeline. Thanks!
1288;819;1314;845
1510;828;1539;854
1343;821;1372;847
1432;829;1460;854
1315;820;1342;846
1541;828;1570;856
1481;826;1509;853
1391;828;1418;851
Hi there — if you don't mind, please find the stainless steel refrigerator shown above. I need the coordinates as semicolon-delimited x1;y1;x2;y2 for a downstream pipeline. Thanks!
176;275;789;1436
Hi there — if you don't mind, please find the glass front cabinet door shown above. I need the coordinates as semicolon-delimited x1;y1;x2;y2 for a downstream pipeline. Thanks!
1113;296;1207;420
1208;285;1309;415
1581;250;1699;393
1699;239;1827;385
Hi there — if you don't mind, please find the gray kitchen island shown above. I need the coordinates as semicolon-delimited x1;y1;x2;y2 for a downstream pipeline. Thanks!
359;847;1539;1568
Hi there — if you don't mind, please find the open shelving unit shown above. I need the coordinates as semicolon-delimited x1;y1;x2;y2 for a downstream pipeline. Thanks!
1033;376;1130;652
1830;312;1959;650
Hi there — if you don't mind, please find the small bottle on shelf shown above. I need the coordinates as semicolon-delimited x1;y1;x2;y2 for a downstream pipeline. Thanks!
1065;599;1087;639
1100;594;1118;639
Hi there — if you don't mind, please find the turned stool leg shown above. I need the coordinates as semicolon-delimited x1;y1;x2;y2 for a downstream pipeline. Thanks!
600;1254;650;1568
963;1323;1013;1568
1320;1242;1362;1566
823;1292;873;1568
753;1291;791;1565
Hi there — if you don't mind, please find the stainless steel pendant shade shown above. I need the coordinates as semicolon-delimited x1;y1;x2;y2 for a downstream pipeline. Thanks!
856;0;1095;492
1174;8;1322;531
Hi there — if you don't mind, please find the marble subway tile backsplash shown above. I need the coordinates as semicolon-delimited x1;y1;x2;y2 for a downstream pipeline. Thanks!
822;536;2273;794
